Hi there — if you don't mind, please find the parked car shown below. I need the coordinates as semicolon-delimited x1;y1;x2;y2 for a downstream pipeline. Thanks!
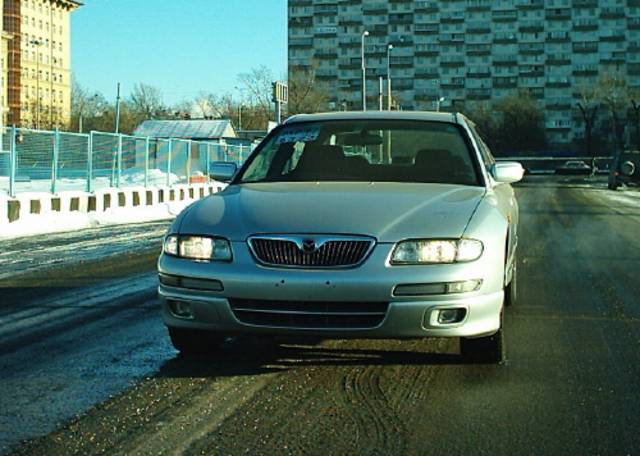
608;150;640;189
556;160;592;175
158;111;523;363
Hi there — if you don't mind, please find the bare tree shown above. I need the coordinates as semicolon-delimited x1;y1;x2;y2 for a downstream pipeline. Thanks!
576;84;600;171
129;83;166;122
493;89;547;154
287;64;330;115
238;65;274;129
596;71;628;154
462;101;500;152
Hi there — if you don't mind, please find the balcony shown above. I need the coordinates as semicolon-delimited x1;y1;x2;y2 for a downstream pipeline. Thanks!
573;18;598;30
466;0;491;11
519;20;544;32
519;43;544;54
440;77;465;88
545;77;570;87
389;13;412;24
600;7;625;18
415;43;439;55
440;55;465;67
438;33;465;44
545;8;571;20
414;23;439;34
362;2;387;13
414;1;439;12
600;30;626;42
467;88;492;100
289;38;313;47
547;31;569;42
492;10;518;21
493;54;518;65
573;42;598;53
467;67;491;78
546;53;571;65
467;43;491;55
493;32;517;43
493;76;517;88
313;4;337;15
314;26;337;35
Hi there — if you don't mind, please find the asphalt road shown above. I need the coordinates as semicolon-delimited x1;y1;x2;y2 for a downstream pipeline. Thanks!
1;178;639;455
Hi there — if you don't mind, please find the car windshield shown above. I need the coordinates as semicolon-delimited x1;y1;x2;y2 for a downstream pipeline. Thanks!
237;120;481;186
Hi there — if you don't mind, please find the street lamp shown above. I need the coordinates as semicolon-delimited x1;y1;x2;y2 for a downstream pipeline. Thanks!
361;30;369;111
30;39;44;129
387;44;393;110
436;96;445;112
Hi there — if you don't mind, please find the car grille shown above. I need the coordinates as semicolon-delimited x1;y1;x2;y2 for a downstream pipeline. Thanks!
249;236;374;268
229;299;389;329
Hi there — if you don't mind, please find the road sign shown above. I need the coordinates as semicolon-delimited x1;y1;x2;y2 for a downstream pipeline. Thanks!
272;81;288;104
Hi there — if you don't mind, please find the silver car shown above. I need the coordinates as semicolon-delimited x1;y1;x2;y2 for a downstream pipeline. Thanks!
158;112;523;363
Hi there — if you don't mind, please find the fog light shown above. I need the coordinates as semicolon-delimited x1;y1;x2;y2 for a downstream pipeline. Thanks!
437;308;466;324
168;300;194;319
446;279;482;294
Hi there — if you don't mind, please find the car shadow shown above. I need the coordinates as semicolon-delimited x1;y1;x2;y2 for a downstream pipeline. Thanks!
156;336;464;379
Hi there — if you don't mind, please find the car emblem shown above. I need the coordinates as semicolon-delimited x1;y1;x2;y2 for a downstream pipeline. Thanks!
301;238;316;253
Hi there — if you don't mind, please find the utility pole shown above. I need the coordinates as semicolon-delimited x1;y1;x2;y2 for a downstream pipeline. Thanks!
361;30;369;111
30;39;44;129
387;44;393;110
114;82;121;133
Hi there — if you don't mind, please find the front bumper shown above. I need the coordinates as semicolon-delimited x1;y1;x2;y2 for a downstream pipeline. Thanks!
158;242;504;338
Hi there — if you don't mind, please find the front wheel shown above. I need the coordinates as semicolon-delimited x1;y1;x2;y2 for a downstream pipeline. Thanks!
168;327;226;355
460;320;505;364
504;258;517;307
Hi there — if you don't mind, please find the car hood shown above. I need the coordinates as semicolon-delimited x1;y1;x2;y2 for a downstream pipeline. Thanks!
179;182;486;243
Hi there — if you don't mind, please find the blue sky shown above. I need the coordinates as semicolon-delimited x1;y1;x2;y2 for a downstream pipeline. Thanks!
71;0;287;104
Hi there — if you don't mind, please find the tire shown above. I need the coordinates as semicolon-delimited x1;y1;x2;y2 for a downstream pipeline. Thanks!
168;327;225;355
461;307;505;364
504;256;517;307
460;328;505;364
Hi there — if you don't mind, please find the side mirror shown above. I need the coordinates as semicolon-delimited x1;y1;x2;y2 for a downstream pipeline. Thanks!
491;162;524;184
209;161;238;182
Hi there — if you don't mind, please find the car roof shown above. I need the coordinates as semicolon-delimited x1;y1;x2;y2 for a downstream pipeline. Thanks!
284;111;463;125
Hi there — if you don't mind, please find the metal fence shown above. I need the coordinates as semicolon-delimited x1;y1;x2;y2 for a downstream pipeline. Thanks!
0;127;253;197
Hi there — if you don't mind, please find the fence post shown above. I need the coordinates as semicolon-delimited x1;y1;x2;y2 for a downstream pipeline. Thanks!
186;139;192;184
206;143;211;181
116;134;122;188
9;125;16;198
167;139;172;187
51;128;60;194
144;137;150;188
86;132;93;193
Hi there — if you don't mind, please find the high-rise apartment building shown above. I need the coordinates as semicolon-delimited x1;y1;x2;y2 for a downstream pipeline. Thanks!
288;0;640;147
3;0;80;129
1;0;10;127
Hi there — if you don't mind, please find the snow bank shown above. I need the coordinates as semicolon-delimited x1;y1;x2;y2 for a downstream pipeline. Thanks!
0;181;226;240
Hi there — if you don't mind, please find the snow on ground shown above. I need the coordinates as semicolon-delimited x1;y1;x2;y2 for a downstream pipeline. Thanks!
596;186;640;208
0;168;183;194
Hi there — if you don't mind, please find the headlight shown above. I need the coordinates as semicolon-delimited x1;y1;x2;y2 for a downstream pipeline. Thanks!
390;239;483;264
163;235;232;261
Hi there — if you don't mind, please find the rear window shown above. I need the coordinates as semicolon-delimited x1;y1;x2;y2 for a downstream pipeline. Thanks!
237;120;481;186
